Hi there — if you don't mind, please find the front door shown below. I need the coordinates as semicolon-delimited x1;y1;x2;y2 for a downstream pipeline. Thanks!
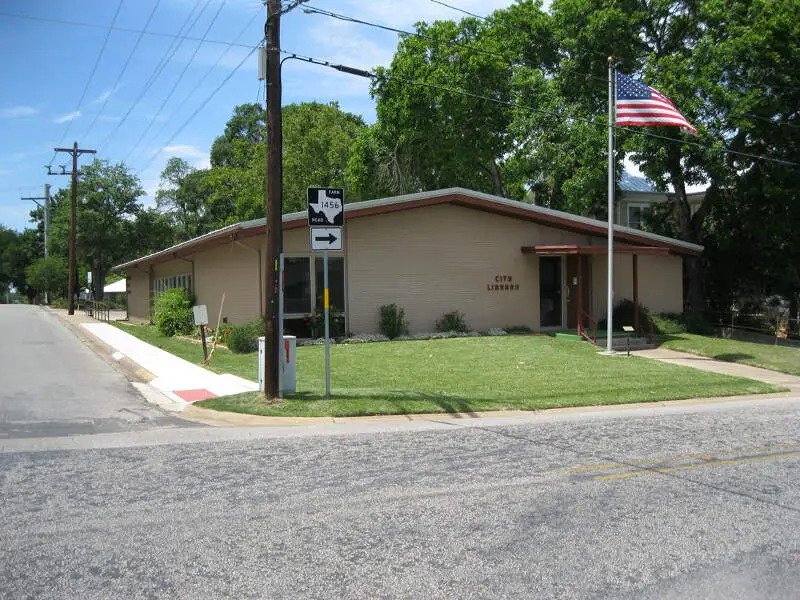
539;256;562;328
566;255;591;329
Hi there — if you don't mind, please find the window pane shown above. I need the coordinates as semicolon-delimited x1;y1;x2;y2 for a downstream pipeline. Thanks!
284;257;311;314
315;256;344;312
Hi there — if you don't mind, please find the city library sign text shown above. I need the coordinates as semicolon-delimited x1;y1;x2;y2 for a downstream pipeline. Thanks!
487;274;519;291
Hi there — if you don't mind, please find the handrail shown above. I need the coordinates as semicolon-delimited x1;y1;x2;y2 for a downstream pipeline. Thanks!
577;310;597;344
83;300;111;323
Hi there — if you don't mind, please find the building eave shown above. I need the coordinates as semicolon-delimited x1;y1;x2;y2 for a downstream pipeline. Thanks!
114;187;703;271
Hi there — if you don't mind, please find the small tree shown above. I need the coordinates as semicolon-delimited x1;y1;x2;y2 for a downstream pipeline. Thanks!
153;288;194;336
25;257;67;301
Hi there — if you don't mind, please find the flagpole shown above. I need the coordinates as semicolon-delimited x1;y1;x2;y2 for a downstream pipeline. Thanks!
605;57;615;354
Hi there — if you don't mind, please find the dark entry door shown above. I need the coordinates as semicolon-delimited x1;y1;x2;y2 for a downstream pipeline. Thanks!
539;256;562;328
566;255;590;329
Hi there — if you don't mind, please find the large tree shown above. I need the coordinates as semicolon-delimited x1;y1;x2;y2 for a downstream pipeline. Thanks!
164;101;369;233
369;15;520;197
46;159;145;300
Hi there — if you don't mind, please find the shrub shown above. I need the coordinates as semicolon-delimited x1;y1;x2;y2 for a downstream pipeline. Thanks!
379;303;409;339
679;311;716;335
153;288;194;336
305;304;345;339
435;310;469;333
503;325;532;335
649;313;685;335
598;299;649;332
227;318;264;354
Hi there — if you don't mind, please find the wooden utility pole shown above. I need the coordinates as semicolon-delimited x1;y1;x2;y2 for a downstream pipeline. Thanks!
21;184;52;304
52;142;96;315
264;0;282;399
21;184;51;258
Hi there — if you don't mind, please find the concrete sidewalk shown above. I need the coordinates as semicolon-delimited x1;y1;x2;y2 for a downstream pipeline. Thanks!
632;348;800;391
49;308;258;412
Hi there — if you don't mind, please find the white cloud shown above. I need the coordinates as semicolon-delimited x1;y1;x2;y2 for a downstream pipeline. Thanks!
163;144;207;159
90;84;123;105
54;110;82;124
336;0;519;29
0;105;38;119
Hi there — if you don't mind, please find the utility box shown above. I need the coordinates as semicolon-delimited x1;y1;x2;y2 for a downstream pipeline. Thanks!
258;335;297;394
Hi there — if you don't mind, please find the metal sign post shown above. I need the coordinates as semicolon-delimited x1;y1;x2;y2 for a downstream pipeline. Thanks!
323;249;331;400
307;187;343;402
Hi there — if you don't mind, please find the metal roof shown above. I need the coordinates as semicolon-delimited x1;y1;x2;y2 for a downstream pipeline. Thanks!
114;187;703;270
619;172;658;193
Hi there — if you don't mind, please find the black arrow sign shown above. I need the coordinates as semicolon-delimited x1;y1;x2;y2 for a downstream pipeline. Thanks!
315;232;338;244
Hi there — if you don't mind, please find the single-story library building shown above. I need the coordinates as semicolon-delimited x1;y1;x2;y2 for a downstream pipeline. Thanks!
114;188;702;336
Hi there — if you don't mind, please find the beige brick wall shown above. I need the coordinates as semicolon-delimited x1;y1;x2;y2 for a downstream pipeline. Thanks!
127;268;150;322
591;252;684;319
346;204;590;334
122;203;687;332
194;241;261;326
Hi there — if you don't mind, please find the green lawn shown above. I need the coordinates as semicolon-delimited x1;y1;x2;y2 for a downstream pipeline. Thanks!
113;323;782;417
659;333;800;376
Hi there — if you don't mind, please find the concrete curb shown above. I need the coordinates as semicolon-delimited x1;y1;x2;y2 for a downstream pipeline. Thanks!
46;307;156;384
180;391;800;428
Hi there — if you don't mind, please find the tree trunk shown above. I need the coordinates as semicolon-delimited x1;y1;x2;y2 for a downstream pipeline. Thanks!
95;252;105;301
483;159;506;198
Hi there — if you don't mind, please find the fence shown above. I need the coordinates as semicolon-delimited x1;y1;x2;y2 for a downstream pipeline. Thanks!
709;310;800;348
83;300;112;323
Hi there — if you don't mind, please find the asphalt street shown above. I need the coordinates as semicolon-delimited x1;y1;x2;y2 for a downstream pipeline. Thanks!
1;305;799;599
0;305;194;438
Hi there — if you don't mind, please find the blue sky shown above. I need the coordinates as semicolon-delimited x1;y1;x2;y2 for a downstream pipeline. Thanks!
0;0;522;233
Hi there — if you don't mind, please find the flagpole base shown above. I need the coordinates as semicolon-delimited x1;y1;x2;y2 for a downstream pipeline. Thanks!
599;350;617;356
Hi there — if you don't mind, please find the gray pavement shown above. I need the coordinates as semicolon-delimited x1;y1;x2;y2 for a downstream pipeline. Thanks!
633;347;800;390
1;395;799;599
0;305;197;438
2;304;800;598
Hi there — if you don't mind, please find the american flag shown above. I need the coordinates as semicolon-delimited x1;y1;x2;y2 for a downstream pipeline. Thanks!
616;72;697;135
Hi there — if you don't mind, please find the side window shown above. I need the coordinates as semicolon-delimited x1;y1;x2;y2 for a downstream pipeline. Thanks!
628;205;652;230
315;256;345;312
284;257;311;314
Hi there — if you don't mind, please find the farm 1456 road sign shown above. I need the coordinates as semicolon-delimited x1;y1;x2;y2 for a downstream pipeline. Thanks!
308;187;344;227
310;227;343;251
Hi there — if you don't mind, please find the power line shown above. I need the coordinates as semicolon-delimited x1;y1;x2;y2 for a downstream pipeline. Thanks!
50;1;124;165
278;48;800;168
133;9;264;169
88;0;164;154
431;0;800;117
301;4;510;63
136;42;260;176
84;0;211;143
0;10;255;49
123;0;227;165
93;0;215;152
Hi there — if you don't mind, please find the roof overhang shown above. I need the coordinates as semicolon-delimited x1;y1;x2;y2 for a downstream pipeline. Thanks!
524;245;672;256
113;187;703;271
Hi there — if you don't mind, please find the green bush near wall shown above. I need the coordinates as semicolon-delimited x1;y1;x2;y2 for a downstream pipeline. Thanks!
379;304;409;339
153;288;194;337
227;318;265;354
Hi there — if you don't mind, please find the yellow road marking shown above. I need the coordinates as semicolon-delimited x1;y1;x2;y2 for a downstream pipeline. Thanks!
594;451;800;481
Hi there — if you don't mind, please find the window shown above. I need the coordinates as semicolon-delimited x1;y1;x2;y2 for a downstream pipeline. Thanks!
153;273;192;297
282;255;346;316
284;257;311;314
628;205;652;230
315;256;345;312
